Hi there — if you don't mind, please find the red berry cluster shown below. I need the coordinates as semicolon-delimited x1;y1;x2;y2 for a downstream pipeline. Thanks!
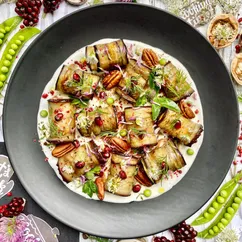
43;0;62;14
0;197;26;217
170;221;197;242
15;0;42;26
153;236;174;242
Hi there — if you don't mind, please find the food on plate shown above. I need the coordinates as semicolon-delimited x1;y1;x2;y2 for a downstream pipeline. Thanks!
231;53;242;85
207;14;238;49
0;27;41;92
38;39;204;203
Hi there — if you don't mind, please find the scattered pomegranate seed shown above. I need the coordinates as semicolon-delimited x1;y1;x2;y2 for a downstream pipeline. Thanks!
194;109;199;114
95;117;103;126
7;192;12;197
132;184;141;193
73;140;80;148
74;61;87;70
0;197;26;218
42;93;48;99
174;120;181;129
75;161;85;169
20;24;25;29
44;157;49;162
55;113;63;121
73;73;80;81
99;171;104;177
103;146;112;153
50;90;54;95
238;17;242;22
233;161;238;165
102;151;110;159
99;91;107;99
177;170;182;174
161;162;166;169
119;170;127;179
235;44;241;53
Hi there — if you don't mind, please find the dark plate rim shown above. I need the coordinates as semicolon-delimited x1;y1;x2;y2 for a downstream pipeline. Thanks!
3;3;240;238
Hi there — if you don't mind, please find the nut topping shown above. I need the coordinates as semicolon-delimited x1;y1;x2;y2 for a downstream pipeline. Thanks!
142;48;159;67
109;137;131;153
102;70;122;90
179;100;195;119
95;177;105;200
52;143;75;158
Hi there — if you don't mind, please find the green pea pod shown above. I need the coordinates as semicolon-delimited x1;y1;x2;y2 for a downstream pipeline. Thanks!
191;172;242;226
0;16;22;51
198;184;242;239
0;27;41;92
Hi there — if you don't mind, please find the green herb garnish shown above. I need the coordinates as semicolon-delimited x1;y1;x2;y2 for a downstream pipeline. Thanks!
99;131;118;137
152;95;180;120
85;166;101;180
82;180;98;198
238;94;242;102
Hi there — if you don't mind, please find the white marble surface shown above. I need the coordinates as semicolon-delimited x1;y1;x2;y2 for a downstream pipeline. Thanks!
1;1;242;241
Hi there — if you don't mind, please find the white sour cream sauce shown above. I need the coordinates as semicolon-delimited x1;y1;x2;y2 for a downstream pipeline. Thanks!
37;39;204;203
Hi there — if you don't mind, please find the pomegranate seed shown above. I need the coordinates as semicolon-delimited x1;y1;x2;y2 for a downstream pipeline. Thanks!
7;192;12;197
23;1;28;7
23;19;29;26
133;184;141;193
42;93;48;99
33;18;38;23
28;15;33;20
29;21;34;26
73;140;80;148
103;146;112;153
153;237;162;242
195;109;199;114
160;237;167;242
75;161;85;169
95;117;103;126
13;202;19;207
102;152;110;159
3;210;9;216
161;162;166;169
233;161;237;165
36;0;41;6
99;171;104;177
32;10;38;16
55;113;63;121
17;198;24;204
174;120;181;129
73;73;80;81
10;206;16;211
16;2;22;7
192;230;197;238
99;91;107;99
119;170;127;179
20;24;25;29
239;18;242;22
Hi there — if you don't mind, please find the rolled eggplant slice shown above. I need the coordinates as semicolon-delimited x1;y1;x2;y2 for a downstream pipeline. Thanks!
77;106;117;136
158;109;203;146
163;62;194;101
143;139;186;183
56;64;100;98
57;144;99;182
124;107;157;148
118;59;150;100
47;99;75;143
105;154;138;196
86;39;128;71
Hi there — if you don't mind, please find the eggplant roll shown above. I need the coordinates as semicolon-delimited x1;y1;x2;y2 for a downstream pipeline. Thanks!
58;145;99;182
105;154;139;196
118;59;150;100
47;99;75;143
56;64;100;99
77;106;117;136
142;139;186;183
86;39;128;71
163;62;194;102
158;109;203;146
124;107;157;148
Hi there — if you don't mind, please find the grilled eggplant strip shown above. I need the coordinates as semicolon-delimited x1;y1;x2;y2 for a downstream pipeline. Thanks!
124;107;157;148
77;106;117;137
158;109;203;146
86;39;128;71
135;163;153;187
143;139;186;183
57;144;99;182
105;154;138;196
47;99;75;143
163;62;194;101
56;64;100;98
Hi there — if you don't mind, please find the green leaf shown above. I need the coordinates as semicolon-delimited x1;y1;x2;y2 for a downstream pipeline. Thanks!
89;180;98;193
238;94;242;102
135;95;147;106
85;166;101;180
152;96;180;120
82;182;93;197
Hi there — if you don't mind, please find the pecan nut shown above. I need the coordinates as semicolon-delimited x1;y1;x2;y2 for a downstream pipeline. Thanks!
135;163;153;187
95;177;105;200
142;49;159;67
179;100;195;119
109;137;131;153
52;143;75;158
102;70;122;90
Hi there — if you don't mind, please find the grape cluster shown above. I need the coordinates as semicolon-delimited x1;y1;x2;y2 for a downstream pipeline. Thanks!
15;0;42;26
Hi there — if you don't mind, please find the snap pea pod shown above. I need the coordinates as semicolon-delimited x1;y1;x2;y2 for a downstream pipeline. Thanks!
191;172;242;226
0;16;22;51
198;184;242;239
0;27;41;91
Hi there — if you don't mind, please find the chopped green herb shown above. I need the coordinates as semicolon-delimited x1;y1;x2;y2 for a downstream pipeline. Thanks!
99;131;118;137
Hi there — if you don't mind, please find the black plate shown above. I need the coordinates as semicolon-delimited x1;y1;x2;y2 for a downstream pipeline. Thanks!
3;3;239;238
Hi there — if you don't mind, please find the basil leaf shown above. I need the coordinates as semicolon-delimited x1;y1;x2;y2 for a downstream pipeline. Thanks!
135;95;147;106
82;182;93;197
89;180;98;193
92;166;101;174
85;171;94;180
152;96;180;120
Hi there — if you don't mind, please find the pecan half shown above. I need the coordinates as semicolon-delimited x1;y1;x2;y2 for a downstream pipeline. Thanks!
142;49;159;67
135;163;153;187
52;143;75;158
179;100;195;119
109;137;131;153
95;177;105;200
102;70;122;90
